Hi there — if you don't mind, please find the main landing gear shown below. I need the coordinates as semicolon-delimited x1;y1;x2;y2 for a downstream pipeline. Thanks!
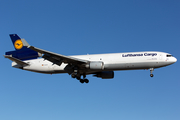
80;78;89;84
150;68;154;77
71;71;89;84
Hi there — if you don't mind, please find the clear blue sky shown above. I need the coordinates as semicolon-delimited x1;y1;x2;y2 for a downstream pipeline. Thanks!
1;0;180;120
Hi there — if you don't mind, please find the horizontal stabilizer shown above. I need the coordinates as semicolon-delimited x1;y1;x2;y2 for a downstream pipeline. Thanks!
4;55;29;66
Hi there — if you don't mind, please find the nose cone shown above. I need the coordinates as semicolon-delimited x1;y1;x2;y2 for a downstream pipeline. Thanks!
173;57;177;63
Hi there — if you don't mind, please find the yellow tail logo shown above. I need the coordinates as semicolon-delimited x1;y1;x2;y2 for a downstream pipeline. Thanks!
14;39;23;50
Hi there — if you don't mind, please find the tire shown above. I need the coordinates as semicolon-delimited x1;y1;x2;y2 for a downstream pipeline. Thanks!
150;74;154;77
80;79;84;83
84;79;89;83
71;73;76;78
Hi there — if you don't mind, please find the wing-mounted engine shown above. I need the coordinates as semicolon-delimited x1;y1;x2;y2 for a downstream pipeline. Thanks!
93;71;114;79
86;61;104;70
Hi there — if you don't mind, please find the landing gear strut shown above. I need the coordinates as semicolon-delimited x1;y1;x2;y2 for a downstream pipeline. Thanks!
71;68;78;78
71;69;89;83
150;68;154;77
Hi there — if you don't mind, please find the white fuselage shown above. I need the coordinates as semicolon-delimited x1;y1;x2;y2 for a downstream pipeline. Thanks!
12;51;177;74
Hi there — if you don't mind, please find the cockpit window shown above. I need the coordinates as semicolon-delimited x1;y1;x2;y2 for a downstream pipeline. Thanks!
167;54;173;57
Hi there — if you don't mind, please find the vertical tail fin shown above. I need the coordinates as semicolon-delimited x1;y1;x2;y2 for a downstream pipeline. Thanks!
10;34;24;50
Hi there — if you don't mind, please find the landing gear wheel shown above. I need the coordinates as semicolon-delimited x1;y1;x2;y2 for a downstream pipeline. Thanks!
71;73;76;78
80;79;84;83
84;79;89;83
150;74;154;77
149;68;154;78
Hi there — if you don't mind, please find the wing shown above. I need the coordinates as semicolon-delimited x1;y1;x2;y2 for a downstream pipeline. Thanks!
21;39;89;66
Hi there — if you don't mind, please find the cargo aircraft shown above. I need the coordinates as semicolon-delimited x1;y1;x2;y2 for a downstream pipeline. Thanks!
4;34;177;83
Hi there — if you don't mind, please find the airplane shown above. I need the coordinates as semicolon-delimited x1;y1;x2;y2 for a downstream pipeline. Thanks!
4;34;177;83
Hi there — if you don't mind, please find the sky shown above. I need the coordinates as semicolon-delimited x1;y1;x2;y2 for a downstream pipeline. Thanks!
0;0;180;120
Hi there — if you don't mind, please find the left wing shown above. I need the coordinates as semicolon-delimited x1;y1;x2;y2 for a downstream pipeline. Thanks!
21;39;89;66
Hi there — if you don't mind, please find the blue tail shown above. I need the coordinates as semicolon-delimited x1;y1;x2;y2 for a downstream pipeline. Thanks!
5;34;40;60
10;34;27;50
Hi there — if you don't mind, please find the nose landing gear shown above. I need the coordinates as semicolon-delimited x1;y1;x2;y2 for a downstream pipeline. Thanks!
150;74;154;77
150;68;154;77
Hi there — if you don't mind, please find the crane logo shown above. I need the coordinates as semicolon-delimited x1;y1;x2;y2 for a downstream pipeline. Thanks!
14;39;23;49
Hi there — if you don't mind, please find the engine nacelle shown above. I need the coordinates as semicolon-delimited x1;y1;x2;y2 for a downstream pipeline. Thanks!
94;71;114;79
86;61;104;70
